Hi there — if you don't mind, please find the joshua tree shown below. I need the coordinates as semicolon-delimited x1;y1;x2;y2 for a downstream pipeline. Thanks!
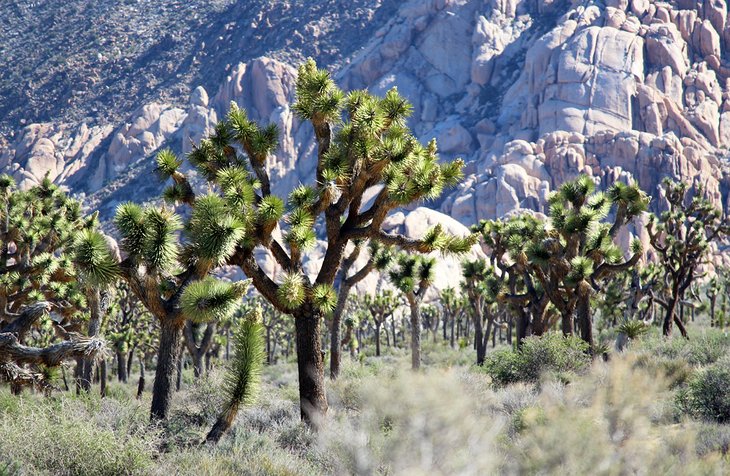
360;290;398;356
648;179;729;337
384;253;436;370
508;176;648;350
440;287;465;348
473;215;552;343
0;176;113;391
461;259;500;365
154;59;473;425
205;303;265;444
86;193;253;420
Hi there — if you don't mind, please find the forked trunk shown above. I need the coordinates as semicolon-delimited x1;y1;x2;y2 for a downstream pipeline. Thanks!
294;306;327;426
150;318;184;421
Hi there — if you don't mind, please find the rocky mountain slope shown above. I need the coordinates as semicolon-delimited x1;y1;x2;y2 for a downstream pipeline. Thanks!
2;0;730;240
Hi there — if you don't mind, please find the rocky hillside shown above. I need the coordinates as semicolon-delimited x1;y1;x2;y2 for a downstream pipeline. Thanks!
2;0;730;235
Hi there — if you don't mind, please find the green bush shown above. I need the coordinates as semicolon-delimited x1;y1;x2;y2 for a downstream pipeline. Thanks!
483;333;591;386
677;358;730;423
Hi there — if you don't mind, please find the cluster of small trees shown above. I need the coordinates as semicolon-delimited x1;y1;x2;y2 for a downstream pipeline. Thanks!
1;59;728;443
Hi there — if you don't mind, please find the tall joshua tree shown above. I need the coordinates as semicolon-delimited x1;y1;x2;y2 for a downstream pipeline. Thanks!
82;190;252;420
647;179;729;337
510;176;649;350
0;176;114;390
385;253;436;370
155;59;473;425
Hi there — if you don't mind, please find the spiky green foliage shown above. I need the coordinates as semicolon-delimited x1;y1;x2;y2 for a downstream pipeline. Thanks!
72;230;119;286
222;308;265;406
312;284;337;313
0;179;114;388
474;176;649;347
388;254;435;294
137;58;473;423
180;277;251;323
277;272;306;310
205;305;266;443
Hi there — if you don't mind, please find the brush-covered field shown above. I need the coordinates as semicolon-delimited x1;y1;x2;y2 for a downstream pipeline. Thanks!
2;329;730;476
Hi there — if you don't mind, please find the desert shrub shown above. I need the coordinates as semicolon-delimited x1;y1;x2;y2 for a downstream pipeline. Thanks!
483;333;591;386
0;393;156;476
501;357;724;474
677;358;730;423
695;422;730;456
639;330;730;366
632;353;694;389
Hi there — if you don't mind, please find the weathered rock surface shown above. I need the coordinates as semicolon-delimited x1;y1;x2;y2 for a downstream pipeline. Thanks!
2;0;730;274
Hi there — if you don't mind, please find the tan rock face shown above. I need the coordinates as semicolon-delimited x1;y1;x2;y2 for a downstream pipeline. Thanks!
2;0;730;255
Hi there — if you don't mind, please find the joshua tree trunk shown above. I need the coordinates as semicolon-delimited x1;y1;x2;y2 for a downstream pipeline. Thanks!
329;282;351;380
150;318;184;420
375;322;382;357
295;306;328;426
205;404;239;445
136;358;146;400
662;295;688;338
516;308;529;346
450;316;455;348
406;293;422;370
81;290;104;392
391;317;397;347
176;353;183;391
100;359;107;398
184;321;215;380
710;295;717;327
576;283;594;351
116;350;128;383
127;350;135;378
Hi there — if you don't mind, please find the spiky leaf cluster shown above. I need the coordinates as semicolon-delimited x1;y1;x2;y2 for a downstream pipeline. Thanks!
180;277;251;323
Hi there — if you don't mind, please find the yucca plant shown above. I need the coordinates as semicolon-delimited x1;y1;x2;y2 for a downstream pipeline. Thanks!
205;304;265;444
152;59;475;425
648;179;730;337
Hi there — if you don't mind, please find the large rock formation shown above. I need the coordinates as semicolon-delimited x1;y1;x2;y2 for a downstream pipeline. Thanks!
1;0;729;236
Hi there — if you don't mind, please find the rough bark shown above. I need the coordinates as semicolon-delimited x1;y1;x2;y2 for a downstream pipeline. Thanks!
294;307;327;426
150;318;184;421
406;293;421;370
116;350;128;383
